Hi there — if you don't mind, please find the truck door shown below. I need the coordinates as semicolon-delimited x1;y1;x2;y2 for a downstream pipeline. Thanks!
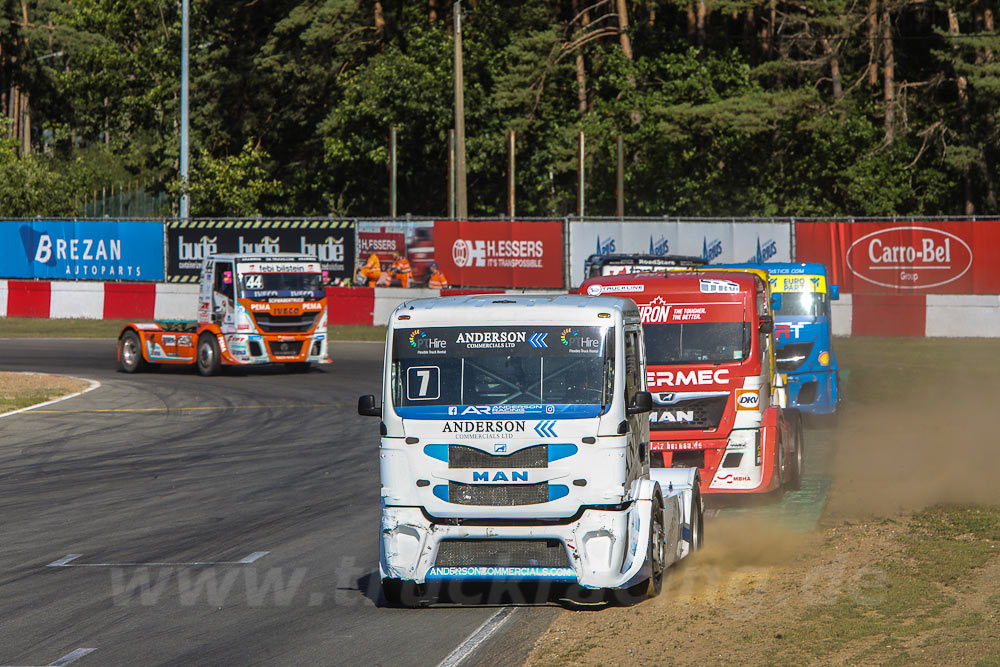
624;328;645;484
213;260;236;332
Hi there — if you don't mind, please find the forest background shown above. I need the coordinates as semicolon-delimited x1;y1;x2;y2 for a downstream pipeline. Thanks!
1;0;998;219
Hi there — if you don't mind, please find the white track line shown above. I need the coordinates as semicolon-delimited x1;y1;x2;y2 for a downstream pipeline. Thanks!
437;607;517;667
0;374;101;420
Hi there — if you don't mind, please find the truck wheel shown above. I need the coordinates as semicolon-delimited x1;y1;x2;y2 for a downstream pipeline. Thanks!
620;496;665;604
788;411;804;491
119;331;147;373
197;334;222;376
381;578;425;607
689;486;704;552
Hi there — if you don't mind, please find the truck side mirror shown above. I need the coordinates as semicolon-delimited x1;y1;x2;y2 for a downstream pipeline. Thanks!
830;284;840;300
626;390;653;416
770;292;782;311
358;394;381;417
759;316;774;334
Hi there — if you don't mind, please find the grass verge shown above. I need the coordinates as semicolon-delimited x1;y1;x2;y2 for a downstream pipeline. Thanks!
0;372;90;413
776;506;1000;665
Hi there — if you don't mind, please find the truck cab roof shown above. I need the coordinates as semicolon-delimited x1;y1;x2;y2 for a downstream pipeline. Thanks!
713;261;829;277
390;293;640;326
209;253;320;263
583;270;763;297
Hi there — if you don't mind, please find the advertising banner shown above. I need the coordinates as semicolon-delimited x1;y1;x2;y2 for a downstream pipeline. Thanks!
568;220;792;286
433;220;564;288
0;220;164;281
166;219;354;283
355;221;436;286
795;220;1000;293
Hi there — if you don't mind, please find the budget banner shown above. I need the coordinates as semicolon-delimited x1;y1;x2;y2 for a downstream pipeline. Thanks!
166;219;355;282
795;220;1000;293
1;220;164;281
569;220;791;286
434;220;564;288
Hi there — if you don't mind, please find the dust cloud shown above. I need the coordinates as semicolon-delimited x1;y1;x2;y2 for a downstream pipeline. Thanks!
824;338;1000;520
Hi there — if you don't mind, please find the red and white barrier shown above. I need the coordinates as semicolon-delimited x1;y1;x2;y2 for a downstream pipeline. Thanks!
0;280;193;321
2;279;998;337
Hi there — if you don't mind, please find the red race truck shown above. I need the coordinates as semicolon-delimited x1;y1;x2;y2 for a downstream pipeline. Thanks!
580;269;803;496
118;253;329;375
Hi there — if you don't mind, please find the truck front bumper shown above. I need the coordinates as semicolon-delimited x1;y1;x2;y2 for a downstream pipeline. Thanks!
379;502;653;590
787;368;837;414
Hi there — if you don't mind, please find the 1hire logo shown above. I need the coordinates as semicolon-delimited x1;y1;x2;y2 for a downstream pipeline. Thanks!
409;329;445;353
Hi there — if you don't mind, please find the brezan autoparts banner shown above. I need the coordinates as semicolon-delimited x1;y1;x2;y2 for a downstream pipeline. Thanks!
0;220;165;281
568;220;792;287
795;220;1000;293
166;219;355;282
433;220;564;288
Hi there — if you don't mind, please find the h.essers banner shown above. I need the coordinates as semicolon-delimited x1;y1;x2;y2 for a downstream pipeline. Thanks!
433;220;564;288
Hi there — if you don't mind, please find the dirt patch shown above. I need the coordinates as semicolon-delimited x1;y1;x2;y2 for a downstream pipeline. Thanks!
528;512;1000;667
526;338;1000;666
825;338;1000;519
0;371;90;413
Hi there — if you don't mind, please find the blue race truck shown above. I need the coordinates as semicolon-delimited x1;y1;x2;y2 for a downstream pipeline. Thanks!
714;262;840;414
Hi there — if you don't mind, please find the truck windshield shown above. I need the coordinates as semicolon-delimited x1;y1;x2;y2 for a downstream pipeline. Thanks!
238;272;324;300
644;322;748;365
391;325;614;416
775;291;828;318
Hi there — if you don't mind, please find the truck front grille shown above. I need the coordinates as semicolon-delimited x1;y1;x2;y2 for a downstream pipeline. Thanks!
267;340;305;357
650;396;728;431
448;482;548;506
449;445;547;469
776;342;814;372
253;312;319;333
434;539;569;568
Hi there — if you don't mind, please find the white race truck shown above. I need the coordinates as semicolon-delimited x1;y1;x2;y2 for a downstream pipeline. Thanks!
358;294;703;606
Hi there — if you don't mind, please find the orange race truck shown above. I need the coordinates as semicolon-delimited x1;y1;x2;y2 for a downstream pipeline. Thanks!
117;253;329;375
580;269;803;496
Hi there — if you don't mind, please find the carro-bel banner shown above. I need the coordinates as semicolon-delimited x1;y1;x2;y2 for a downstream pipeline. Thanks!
434;220;564;288
0;220;164;281
795;220;1000;293
167;219;355;282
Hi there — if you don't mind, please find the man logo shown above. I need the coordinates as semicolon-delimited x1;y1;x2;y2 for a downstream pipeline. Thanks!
493;443;507;453
472;470;528;482
650;410;695;423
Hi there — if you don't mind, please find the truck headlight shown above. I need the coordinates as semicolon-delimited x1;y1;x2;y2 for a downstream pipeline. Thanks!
818;351;830;366
728;429;757;450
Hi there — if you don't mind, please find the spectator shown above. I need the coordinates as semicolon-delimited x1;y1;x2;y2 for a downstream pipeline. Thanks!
428;262;449;289
389;251;412;288
357;252;382;286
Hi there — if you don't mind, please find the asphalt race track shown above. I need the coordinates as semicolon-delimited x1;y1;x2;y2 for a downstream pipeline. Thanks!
0;339;557;666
